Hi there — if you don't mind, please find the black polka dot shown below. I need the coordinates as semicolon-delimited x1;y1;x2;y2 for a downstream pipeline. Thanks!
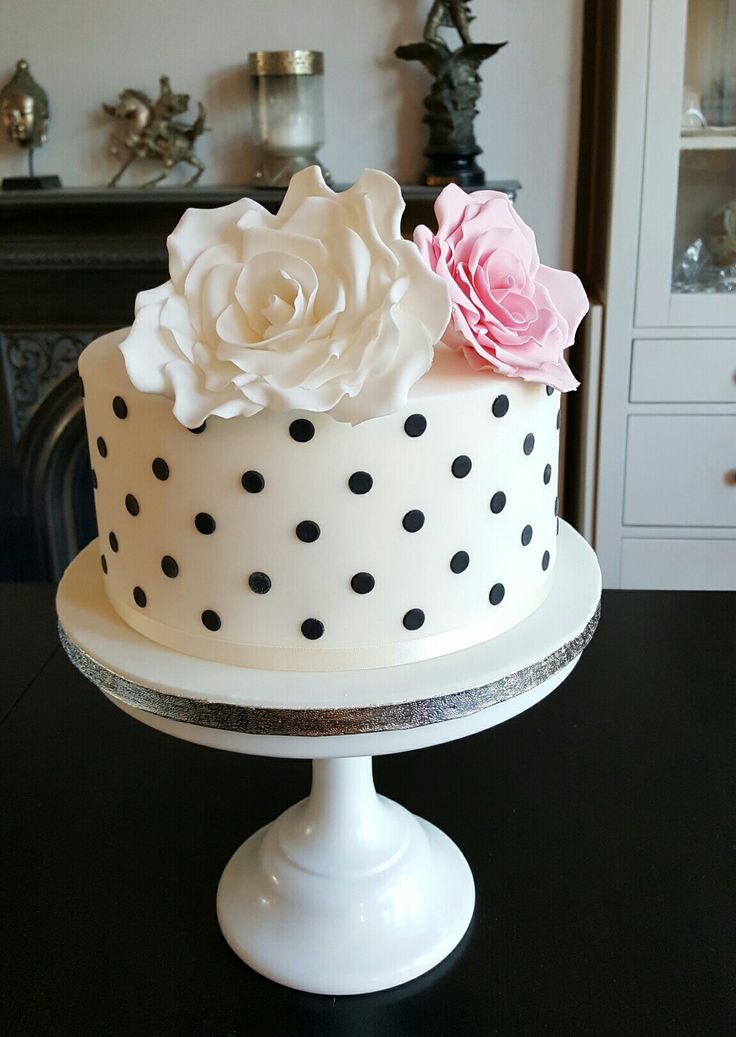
554;496;559;517
542;550;551;571
556;409;561;430
489;583;505;606
100;554;107;575
125;493;139;517
161;555;179;578
112;395;128;419
241;470;265;493
523;433;535;456
289;418;315;443
490;491;506;514
108;531;119;553
301;618;324;640
402;509;425;532
189;422;207;435
195;512;216;535
492;394;509;418
404;413;427;437
543;463;552;485
521;524;533;546
91;470;97;490
451;455;472;479
351;572;375;594
348;471;373;495
78;375;85;398
152;457;169;481
546;385;554;397
133;586;147;608
249;571;271;594
450;551;469;574
96;436;107;458
403;608;425;631
296;520;320;543
202;609;221;631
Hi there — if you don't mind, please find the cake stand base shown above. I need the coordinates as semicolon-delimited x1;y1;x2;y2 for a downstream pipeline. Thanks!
217;756;474;994
57;522;600;995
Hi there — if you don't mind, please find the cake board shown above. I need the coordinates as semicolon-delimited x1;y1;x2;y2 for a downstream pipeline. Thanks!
57;521;601;996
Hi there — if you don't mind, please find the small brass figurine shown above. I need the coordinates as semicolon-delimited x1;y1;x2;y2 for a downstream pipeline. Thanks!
396;1;506;187
103;76;207;187
0;59;61;189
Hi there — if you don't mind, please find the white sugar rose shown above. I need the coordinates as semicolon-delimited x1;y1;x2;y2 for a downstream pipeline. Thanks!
120;167;452;426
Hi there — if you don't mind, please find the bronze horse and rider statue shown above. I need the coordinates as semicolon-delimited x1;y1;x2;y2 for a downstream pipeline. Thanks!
103;75;207;187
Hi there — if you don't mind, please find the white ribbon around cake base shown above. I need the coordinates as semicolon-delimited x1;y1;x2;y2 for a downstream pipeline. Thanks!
107;580;553;672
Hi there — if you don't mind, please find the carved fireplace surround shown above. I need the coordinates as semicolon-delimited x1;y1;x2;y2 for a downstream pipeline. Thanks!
0;182;519;580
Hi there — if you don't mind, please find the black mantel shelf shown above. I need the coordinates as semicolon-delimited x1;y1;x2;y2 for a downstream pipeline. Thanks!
0;180;521;325
0;183;522;263
0;180;521;206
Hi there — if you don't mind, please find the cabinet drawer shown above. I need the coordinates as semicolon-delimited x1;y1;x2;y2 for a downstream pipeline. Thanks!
624;415;736;526
621;538;736;590
630;339;736;402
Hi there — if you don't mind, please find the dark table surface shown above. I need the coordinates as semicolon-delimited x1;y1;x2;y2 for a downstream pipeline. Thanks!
1;586;734;1036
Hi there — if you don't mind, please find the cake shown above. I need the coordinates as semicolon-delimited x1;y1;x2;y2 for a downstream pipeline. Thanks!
78;168;587;671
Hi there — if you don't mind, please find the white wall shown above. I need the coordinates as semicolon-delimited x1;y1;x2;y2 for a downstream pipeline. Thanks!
2;0;583;265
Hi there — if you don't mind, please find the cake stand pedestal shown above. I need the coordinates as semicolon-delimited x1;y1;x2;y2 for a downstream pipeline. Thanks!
57;522;600;996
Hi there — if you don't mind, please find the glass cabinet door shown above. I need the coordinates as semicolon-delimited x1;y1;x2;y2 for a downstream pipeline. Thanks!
637;0;736;326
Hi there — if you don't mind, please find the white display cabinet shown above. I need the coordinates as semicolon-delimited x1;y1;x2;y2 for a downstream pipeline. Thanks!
585;0;736;589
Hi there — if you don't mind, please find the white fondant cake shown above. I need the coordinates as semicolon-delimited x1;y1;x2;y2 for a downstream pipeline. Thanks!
76;167;585;672
80;331;560;670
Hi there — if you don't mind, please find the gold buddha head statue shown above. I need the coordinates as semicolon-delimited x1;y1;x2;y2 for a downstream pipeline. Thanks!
0;60;49;150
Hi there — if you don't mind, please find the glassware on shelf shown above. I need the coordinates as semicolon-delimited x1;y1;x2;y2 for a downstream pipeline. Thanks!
687;0;736;127
672;4;736;296
682;85;707;130
672;236;736;293
709;197;736;264
249;50;329;189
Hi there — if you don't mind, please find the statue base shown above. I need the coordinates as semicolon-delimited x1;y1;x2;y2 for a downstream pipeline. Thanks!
3;175;62;191
422;153;486;189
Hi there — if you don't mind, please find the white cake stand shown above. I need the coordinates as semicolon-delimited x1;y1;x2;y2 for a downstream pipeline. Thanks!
57;521;600;996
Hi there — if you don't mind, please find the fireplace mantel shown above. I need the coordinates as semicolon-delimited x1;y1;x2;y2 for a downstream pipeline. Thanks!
0;181;520;327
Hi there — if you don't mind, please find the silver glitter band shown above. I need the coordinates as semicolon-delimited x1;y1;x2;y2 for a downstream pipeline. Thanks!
59;601;599;737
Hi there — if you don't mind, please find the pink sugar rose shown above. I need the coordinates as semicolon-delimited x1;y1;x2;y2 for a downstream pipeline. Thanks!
414;184;588;391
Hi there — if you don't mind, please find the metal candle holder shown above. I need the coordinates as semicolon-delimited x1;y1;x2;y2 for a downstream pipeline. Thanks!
249;50;330;188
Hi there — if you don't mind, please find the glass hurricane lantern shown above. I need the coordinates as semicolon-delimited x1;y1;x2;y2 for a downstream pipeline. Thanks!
250;50;330;188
